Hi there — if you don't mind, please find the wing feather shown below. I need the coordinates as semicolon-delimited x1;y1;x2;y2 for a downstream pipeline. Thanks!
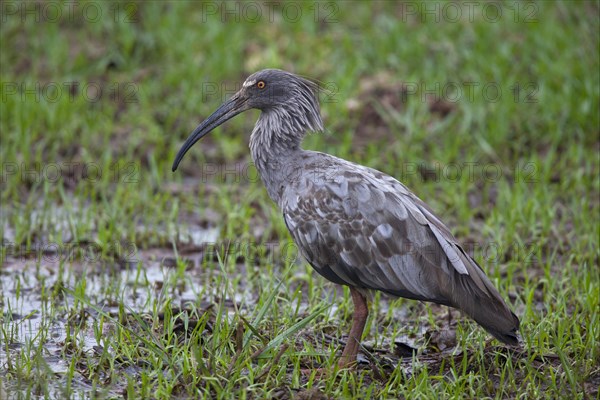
282;165;455;303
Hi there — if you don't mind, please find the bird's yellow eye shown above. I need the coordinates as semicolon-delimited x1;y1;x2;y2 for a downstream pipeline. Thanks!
257;81;265;89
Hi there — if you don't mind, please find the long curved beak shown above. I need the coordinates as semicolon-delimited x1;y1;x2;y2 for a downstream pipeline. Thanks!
172;92;249;172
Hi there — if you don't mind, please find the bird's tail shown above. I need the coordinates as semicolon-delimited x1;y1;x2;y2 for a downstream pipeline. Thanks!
447;256;520;345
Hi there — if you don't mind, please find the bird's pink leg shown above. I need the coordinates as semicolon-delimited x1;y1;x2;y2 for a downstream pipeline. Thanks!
338;287;369;368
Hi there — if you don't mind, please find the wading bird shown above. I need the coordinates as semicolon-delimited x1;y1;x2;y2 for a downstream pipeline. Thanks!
172;69;519;368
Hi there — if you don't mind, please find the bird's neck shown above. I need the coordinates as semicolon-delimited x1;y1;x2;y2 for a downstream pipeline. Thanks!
249;108;307;203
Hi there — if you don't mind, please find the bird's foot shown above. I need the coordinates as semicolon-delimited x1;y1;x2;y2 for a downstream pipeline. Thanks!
337;356;358;370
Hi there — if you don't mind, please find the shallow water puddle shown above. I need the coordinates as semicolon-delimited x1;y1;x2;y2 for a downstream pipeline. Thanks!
0;233;244;398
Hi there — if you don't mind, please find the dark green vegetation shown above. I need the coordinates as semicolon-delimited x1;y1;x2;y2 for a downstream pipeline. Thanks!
1;1;598;398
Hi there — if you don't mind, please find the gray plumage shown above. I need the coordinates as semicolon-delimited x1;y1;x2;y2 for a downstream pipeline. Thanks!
172;69;520;365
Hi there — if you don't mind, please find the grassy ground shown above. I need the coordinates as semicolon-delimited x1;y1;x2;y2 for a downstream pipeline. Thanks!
1;1;598;399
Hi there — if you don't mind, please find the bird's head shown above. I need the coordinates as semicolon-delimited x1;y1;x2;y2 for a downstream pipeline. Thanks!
172;69;322;171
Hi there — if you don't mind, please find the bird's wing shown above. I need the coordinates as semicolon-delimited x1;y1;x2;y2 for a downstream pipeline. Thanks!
281;158;496;304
